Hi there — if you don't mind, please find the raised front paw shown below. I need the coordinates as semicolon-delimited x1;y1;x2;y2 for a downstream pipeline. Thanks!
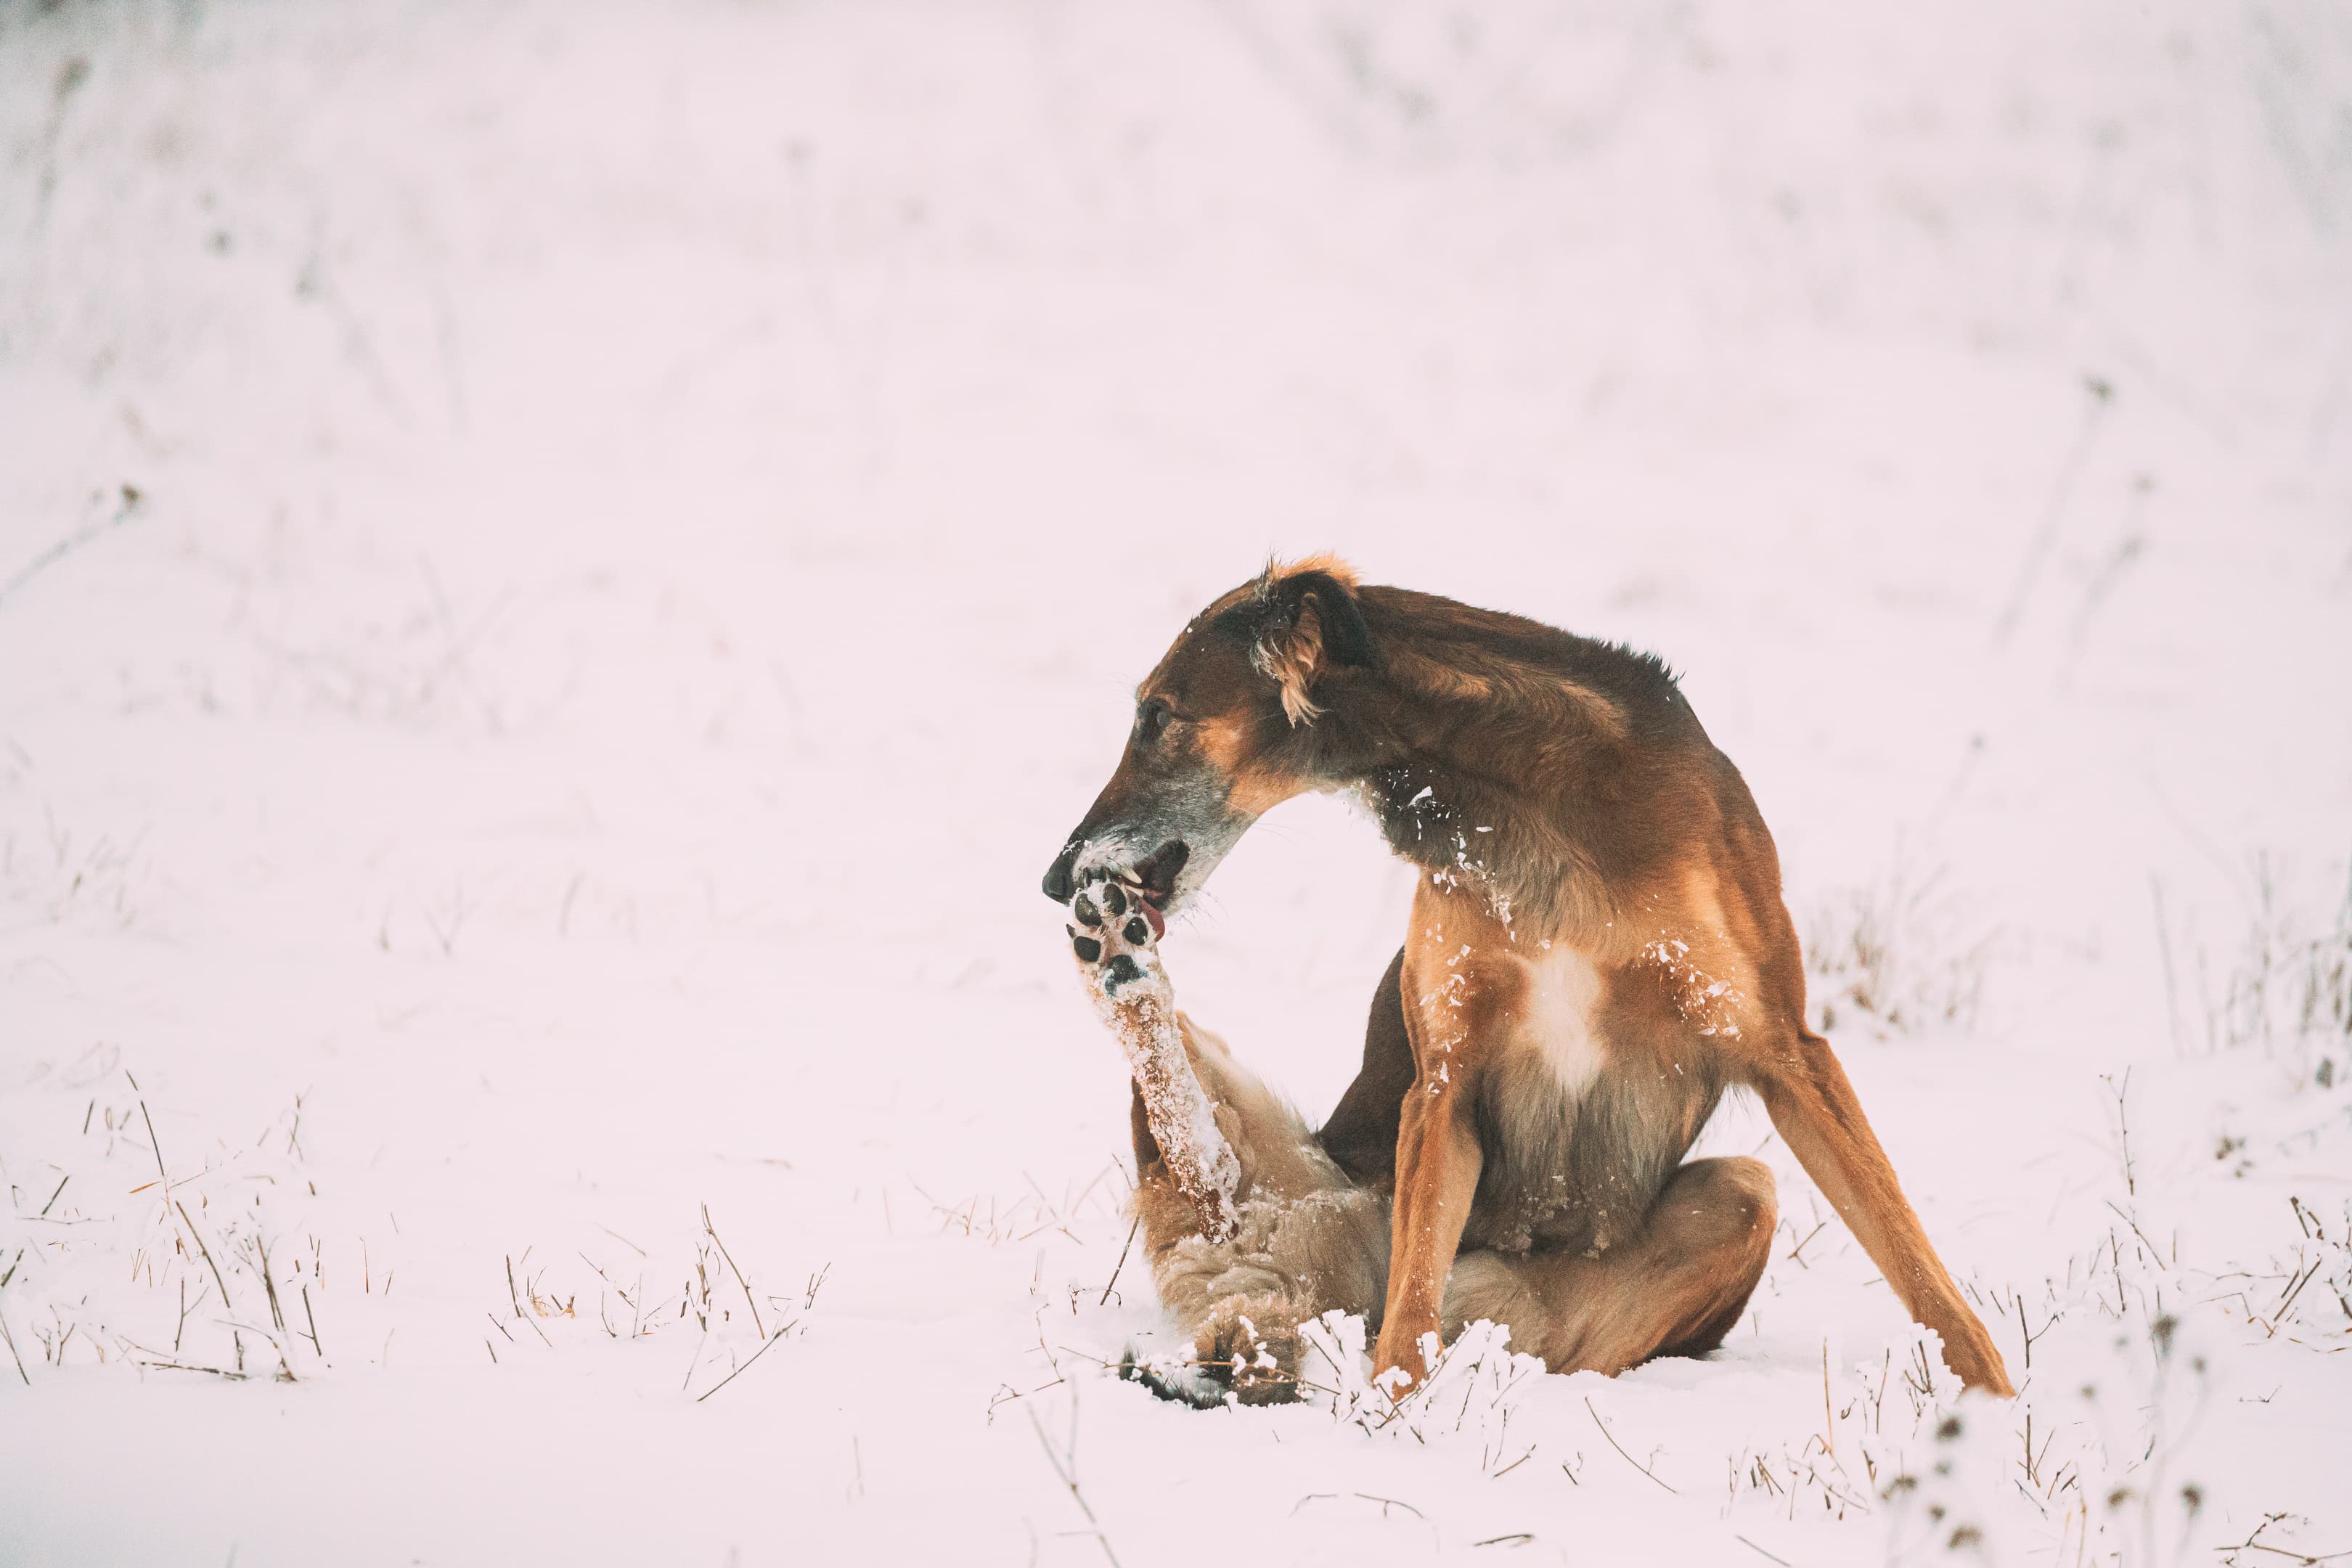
1068;873;1167;1000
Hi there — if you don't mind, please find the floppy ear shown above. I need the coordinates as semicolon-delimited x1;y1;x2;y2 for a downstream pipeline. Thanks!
1249;566;1375;726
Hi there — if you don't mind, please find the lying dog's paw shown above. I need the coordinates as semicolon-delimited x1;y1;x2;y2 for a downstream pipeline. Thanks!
1114;1296;1304;1410
1194;1294;1304;1408
1118;1346;1226;1410
1068;874;1167;1001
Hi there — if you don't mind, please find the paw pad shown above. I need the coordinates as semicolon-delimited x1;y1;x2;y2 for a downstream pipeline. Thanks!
1067;875;1166;1000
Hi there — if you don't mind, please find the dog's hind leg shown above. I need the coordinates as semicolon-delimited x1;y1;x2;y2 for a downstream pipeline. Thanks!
1124;1013;1390;1405
1316;944;1411;1187
1440;1156;1777;1376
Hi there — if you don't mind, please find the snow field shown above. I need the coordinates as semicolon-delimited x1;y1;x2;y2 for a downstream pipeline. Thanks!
2;1;2348;1562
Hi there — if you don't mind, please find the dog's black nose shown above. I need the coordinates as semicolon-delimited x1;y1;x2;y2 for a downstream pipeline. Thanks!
1042;848;1078;903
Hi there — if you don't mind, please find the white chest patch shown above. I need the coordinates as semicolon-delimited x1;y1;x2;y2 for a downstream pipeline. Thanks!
1514;944;1608;1096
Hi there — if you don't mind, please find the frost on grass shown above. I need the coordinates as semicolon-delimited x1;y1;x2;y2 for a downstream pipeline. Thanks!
2157;855;2352;1096
1803;858;1996;1039
0;1064;828;1402
1298;1312;1545;1457
489;1209;825;1401
2162;857;2352;1192
1710;1262;2226;1563
1702;1046;2351;1567
0;807;154;935
0;1066;360;1384
1856;1159;2343;1562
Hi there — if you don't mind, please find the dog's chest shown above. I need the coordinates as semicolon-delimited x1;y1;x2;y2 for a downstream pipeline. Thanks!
1469;942;1715;1254
1508;942;1609;1095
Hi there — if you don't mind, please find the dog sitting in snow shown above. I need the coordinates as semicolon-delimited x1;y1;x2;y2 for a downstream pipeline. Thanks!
1044;557;2012;1405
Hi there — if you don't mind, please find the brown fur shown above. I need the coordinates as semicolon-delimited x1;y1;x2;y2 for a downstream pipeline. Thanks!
1132;1016;1390;1402
1130;1015;1774;1396
1051;558;2013;1398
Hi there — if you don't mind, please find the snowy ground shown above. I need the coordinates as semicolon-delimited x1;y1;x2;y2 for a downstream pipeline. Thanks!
2;1;2349;1563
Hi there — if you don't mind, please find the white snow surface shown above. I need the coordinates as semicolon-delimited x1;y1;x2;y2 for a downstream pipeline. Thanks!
3;1;2350;1563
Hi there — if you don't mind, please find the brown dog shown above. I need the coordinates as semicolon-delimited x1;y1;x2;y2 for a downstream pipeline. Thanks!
1043;557;2012;1400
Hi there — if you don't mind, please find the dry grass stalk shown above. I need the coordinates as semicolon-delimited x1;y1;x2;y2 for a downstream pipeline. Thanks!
1026;1401;1121;1568
700;1204;764;1339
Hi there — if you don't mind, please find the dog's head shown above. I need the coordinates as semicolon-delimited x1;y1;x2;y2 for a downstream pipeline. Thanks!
1040;556;1377;915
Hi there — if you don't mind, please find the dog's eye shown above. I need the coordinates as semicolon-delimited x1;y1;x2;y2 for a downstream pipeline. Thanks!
1135;699;1172;745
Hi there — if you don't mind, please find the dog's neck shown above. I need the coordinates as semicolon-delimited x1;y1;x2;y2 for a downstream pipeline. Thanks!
1304;625;1641;946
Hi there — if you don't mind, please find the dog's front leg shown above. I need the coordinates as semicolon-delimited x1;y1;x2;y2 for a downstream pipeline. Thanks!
1369;885;1511;1395
1370;1061;1483;1393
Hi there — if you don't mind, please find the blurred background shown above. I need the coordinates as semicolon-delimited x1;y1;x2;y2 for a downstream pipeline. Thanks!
6;0;2345;1065
1;3;2348;1564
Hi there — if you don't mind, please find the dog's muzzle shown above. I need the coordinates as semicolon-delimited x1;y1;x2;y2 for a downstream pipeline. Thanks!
1040;839;1188;907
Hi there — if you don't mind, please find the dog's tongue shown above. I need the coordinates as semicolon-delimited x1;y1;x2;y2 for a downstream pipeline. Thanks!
1139;897;1166;941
